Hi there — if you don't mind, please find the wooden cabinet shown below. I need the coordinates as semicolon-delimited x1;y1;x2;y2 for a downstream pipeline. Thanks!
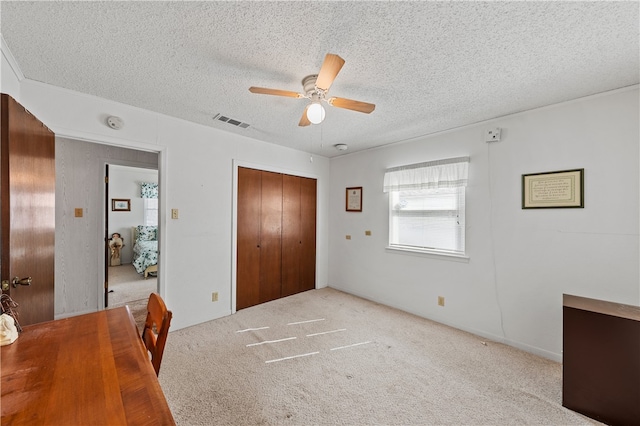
237;167;316;310
563;294;640;425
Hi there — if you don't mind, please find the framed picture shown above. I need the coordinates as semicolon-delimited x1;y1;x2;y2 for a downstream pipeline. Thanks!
522;169;584;209
111;198;131;211
346;187;363;212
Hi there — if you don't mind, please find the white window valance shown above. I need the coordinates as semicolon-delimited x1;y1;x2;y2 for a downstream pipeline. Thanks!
383;156;469;192
141;182;158;199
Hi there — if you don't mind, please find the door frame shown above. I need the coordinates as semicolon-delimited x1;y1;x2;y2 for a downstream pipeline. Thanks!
231;159;320;314
53;131;167;313
104;162;160;308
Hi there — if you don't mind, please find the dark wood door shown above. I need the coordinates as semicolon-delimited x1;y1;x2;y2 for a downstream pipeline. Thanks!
299;177;317;292
258;171;282;303
281;174;301;297
237;167;283;308
237;168;316;310
1;94;55;326
281;175;317;296
104;164;110;307
236;167;261;310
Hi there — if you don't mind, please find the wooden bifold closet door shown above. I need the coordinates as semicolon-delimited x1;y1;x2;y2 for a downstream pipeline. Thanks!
236;167;316;310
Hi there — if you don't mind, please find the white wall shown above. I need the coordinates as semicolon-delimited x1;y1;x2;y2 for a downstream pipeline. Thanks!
108;165;158;264
328;87;639;360
1;37;21;101
3;40;638;360
3;72;330;331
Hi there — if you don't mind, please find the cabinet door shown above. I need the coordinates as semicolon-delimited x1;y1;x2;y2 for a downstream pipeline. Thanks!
258;171;282;303
299;177;317;292
281;174;301;297
236;167;261;310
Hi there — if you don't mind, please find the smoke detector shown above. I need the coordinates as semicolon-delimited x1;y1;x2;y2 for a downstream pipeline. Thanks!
335;144;348;151
106;116;124;130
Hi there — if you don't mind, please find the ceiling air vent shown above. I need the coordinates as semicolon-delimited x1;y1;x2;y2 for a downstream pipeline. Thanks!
212;113;250;129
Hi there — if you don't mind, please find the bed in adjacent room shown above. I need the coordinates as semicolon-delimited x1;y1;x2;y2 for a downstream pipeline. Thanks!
131;225;158;278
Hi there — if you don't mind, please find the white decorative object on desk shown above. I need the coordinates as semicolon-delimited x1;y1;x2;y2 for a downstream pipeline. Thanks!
0;314;18;346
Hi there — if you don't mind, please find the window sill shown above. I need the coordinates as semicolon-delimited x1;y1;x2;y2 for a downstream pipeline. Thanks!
385;246;470;263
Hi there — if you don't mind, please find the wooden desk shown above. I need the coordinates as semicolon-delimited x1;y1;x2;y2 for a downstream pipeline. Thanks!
1;306;175;425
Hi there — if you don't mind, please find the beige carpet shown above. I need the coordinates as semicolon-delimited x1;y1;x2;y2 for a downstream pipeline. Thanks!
107;264;156;332
158;288;601;425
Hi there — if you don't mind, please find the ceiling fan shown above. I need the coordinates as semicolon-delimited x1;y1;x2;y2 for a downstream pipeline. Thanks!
249;53;375;126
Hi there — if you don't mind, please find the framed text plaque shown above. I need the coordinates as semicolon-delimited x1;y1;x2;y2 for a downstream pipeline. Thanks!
522;169;584;209
346;187;363;212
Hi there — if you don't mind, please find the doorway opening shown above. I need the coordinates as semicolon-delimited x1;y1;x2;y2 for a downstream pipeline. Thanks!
105;164;159;313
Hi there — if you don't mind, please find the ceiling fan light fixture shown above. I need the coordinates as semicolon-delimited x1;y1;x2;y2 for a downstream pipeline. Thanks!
249;54;375;127
306;102;325;124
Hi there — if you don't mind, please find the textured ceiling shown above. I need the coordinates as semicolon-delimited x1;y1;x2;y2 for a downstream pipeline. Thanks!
1;1;638;157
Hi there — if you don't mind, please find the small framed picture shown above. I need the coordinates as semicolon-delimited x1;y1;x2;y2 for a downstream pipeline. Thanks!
346;187;363;212
112;198;131;211
522;169;584;209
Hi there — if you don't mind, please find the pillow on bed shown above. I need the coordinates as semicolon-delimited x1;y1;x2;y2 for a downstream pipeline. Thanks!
136;225;157;241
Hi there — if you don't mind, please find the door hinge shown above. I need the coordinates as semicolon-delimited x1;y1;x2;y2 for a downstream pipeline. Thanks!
104;176;109;183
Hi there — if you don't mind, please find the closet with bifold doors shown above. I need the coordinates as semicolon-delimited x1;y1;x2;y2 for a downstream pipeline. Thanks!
236;167;316;310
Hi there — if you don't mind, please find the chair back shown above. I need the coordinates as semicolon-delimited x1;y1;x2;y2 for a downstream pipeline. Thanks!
142;293;172;376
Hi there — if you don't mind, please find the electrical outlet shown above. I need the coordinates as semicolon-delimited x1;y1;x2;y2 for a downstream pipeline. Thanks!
171;209;179;219
346;235;351;240
212;292;218;302
438;296;445;307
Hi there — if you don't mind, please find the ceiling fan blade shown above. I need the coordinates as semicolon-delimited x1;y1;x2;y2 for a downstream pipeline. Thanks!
315;54;345;92
249;87;303;98
299;106;311;127
327;97;375;114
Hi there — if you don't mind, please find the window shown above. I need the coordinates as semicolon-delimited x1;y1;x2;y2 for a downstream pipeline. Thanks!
141;182;158;226
384;157;469;256
143;198;158;226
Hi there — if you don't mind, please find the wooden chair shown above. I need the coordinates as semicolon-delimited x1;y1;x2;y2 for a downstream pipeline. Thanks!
142;293;172;376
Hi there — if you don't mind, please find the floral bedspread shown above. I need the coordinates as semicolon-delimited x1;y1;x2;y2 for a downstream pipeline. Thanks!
132;240;158;274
